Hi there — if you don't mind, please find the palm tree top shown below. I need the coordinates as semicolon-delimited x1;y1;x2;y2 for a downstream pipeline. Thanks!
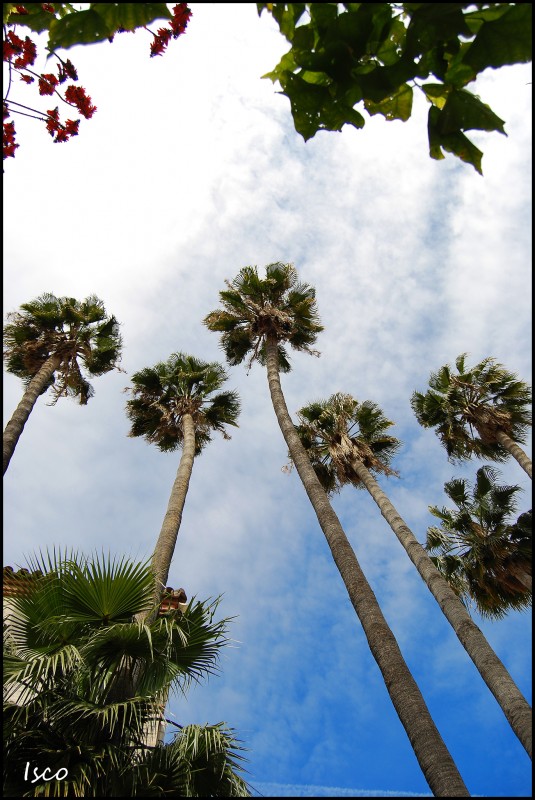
3;292;123;404
203;262;324;372
411;353;532;462
125;352;240;454
426;465;531;619
295;392;401;494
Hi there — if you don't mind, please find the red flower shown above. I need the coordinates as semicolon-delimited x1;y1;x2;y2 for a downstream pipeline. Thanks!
4;30;24;61
20;74;34;84
45;107;60;136
38;73;59;95
56;57;78;83
41;4;55;13
15;6;28;14
149;4;190;56
64;119;79;136
64;85;97;118
150;28;172;57
63;59;78;80
170;4;192;37
12;36;37;69
3;120;19;159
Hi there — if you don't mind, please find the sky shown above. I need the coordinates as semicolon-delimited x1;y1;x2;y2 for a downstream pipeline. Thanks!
2;3;532;797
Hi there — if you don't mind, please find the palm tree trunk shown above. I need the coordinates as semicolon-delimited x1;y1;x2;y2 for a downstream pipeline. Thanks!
350;457;533;759
494;430;532;479
3;353;61;476
264;337;469;797
150;412;196;609
134;413;196;744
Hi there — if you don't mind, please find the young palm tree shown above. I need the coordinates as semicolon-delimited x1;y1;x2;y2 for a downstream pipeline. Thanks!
125;353;240;610
295;393;532;757
3;292;123;475
3;551;251;797
411;353;532;479
427;466;532;619
204;262;470;797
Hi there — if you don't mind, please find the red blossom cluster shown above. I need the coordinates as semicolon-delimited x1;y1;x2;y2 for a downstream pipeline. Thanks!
150;3;192;57
4;30;37;68
3;104;19;158
64;85;97;119
45;107;79;142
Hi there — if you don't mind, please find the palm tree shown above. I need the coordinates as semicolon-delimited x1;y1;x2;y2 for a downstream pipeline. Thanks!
3;551;251;797
427;466;532;619
3;292;123;475
410;353;532;479
295;393;532;757
125;353;240;611
204;262;470;797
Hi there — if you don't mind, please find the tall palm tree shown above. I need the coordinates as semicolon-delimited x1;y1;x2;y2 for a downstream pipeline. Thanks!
427;466;532;619
3;551;251;797
410;353;532;479
125;353;240;610
3;292;123;475
204;262;470;797
295;393;532;757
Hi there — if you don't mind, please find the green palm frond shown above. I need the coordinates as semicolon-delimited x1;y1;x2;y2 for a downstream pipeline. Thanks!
296;393;401;493
411;353;532;463
204;262;323;373
3;293;122;401
426;466;531;618
163;722;251;797
126;353;240;454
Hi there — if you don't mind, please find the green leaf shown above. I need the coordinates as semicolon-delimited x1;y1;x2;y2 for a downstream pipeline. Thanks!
375;18;408;66
261;50;298;82
89;3;172;33
47;9;116;50
6;2;59;33
428;106;483;175
46;3;172;51
422;82;451;110
405;3;473;58
462;4;532;73
438;89;506;135
264;2;307;42
282;72;364;140
364;83;413;121
301;70;332;87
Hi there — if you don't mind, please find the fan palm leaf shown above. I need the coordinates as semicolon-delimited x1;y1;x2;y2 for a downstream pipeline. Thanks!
3;551;248;797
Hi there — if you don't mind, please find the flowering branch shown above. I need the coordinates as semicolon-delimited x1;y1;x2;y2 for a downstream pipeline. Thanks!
3;3;192;164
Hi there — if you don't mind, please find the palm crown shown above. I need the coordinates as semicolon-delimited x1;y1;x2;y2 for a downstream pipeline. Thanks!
203;262;323;372
426;465;532;619
3;292;123;404
411;353;532;463
3;551;251;796
125;353;240;454
295;393;401;494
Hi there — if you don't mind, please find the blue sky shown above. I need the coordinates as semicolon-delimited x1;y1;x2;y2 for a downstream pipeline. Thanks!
3;4;532;797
